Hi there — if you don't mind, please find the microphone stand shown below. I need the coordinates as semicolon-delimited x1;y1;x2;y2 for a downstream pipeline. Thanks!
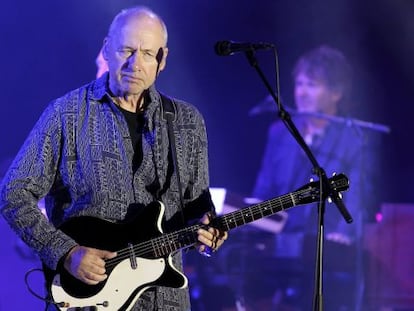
243;50;353;311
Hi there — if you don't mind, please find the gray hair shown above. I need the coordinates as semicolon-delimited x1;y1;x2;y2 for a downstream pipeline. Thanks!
107;6;168;45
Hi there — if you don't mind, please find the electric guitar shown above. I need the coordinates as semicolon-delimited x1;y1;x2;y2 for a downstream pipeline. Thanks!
44;173;349;311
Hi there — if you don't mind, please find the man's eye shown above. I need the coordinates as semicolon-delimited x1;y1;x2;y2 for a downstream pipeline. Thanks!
142;51;156;61
118;49;132;57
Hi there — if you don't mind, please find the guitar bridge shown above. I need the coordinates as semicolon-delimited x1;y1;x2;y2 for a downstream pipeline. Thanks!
128;243;138;269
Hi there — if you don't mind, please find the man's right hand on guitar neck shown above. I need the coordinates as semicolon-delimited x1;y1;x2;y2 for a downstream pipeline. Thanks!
64;245;117;285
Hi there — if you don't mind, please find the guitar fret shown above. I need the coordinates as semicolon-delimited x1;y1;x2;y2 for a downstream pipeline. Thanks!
152;239;160;257
271;196;286;213
158;237;167;256
224;214;237;230
171;237;179;253
176;236;184;250
232;213;238;228
159;238;166;256
262;201;273;216
157;238;164;256
165;235;174;254
289;193;296;207
251;207;260;220
257;203;265;219
240;211;245;225
280;195;288;210
244;210;253;222
164;236;171;254
278;196;284;211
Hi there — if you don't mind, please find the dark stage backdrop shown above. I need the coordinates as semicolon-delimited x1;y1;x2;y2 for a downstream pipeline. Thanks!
0;0;413;310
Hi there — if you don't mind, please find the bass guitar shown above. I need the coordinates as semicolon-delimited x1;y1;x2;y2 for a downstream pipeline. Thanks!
44;173;349;310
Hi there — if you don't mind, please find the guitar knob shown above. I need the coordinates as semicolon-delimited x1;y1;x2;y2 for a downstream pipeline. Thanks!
96;301;109;308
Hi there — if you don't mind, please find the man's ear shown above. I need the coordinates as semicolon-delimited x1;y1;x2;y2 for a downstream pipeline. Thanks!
102;38;109;61
157;47;168;73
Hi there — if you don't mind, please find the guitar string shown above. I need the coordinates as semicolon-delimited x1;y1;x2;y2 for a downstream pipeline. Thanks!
103;180;345;269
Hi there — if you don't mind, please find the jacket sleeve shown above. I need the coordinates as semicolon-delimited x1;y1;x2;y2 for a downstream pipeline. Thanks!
0;101;78;270
181;103;215;221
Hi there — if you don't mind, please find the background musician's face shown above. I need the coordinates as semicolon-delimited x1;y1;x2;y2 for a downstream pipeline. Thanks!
294;72;340;116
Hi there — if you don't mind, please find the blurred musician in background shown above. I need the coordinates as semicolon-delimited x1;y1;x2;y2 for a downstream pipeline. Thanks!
250;45;381;310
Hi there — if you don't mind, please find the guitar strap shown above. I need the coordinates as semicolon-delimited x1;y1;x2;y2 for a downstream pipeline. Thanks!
160;93;186;226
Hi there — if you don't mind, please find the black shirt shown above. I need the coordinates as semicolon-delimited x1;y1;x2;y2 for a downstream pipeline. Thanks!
118;106;145;173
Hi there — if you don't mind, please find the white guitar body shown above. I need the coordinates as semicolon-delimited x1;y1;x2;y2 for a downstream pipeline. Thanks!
46;201;188;310
51;255;187;310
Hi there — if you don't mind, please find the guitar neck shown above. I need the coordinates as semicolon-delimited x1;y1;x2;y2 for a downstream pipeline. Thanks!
211;192;297;231
150;191;298;258
112;173;348;265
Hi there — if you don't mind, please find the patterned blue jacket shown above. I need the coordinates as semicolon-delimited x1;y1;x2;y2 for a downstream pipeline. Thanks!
0;73;214;310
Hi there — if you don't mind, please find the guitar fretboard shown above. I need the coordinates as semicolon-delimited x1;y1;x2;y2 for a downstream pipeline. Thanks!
215;193;296;230
149;191;298;258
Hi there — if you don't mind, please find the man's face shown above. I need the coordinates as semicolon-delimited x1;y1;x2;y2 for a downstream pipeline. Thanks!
294;72;340;115
103;15;168;97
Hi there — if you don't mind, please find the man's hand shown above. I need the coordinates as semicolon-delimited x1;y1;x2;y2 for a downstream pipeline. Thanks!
64;246;117;285
197;212;228;254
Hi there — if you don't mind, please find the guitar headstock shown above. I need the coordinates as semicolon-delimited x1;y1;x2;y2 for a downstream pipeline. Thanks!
294;173;349;205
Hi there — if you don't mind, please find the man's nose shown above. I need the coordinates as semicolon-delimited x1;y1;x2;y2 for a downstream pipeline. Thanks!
129;51;142;71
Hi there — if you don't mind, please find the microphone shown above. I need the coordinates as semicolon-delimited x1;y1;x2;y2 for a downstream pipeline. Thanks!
215;40;274;56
